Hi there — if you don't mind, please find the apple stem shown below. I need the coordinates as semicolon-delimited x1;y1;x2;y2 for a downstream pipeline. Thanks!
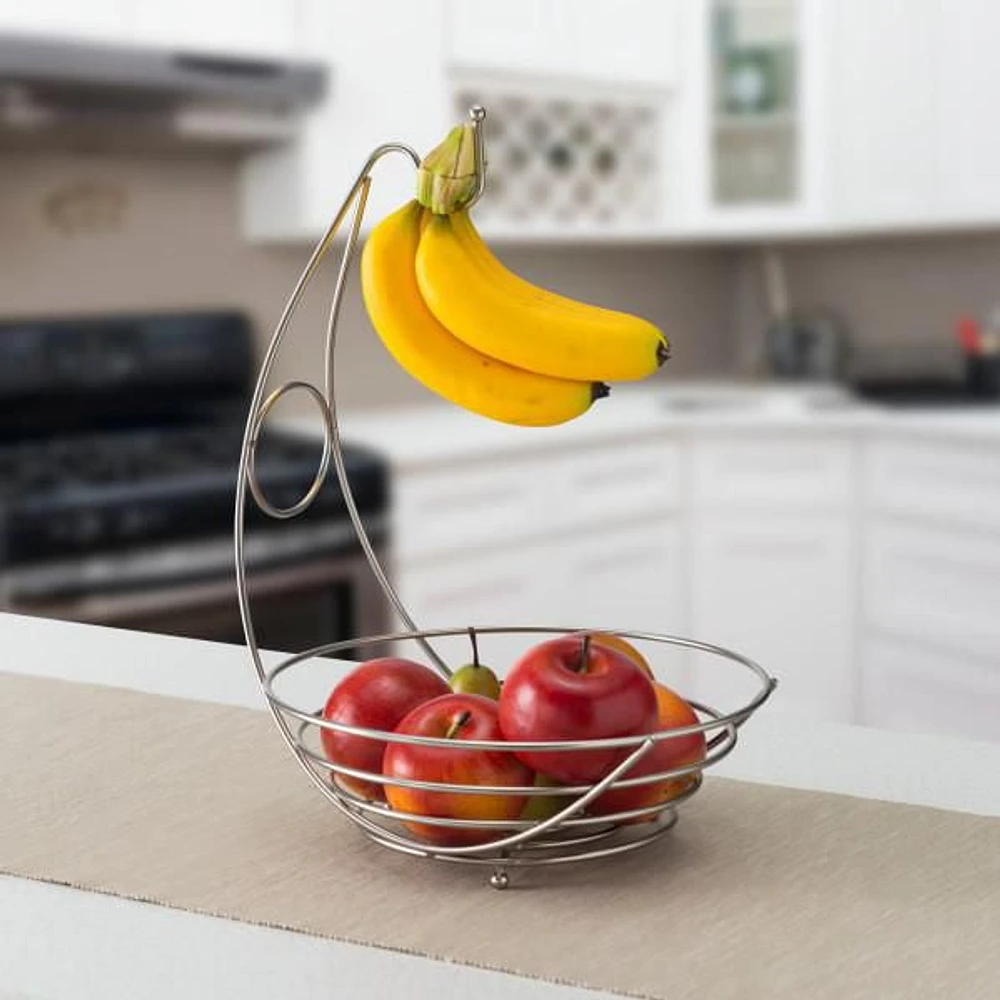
468;626;480;669
572;633;592;674
445;710;472;740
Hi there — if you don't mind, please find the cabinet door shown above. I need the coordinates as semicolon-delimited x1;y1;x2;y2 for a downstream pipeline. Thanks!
445;0;556;74
242;0;448;240
394;546;551;674
394;518;685;680
690;513;855;723
445;0;676;85
133;0;300;57
0;0;130;43
861;636;1000;744
863;520;1000;662
937;0;1000;222
554;521;684;633
830;0;937;225
563;0;678;86
552;519;691;693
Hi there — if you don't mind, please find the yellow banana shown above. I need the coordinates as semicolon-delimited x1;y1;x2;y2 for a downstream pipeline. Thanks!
448;209;655;328
361;201;604;428
415;212;669;382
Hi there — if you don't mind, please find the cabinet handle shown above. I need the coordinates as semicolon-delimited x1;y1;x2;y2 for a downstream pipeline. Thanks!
575;547;663;574
712;452;827;475
723;537;822;558
890;550;1000;587
423;577;523;608
572;462;655;490
416;486;518;515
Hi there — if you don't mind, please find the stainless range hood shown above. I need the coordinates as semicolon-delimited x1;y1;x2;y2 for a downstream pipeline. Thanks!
0;32;328;151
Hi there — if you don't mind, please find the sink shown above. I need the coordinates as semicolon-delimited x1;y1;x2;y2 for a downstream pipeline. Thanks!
659;393;767;414
659;383;853;416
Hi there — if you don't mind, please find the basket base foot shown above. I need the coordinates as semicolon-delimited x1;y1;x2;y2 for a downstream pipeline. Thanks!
489;869;510;891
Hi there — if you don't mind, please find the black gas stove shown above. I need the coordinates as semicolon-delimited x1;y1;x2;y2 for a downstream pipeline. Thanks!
0;312;390;650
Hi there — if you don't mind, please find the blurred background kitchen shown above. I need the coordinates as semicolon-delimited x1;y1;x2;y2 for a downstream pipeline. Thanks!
2;1;999;743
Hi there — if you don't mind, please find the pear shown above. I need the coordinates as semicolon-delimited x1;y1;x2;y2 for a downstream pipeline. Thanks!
449;661;502;699
521;773;575;822
449;627;502;699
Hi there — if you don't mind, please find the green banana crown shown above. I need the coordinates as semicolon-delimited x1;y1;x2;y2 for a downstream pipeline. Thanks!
416;123;477;215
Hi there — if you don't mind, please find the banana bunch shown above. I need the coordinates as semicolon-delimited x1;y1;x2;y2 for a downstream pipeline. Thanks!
360;126;669;428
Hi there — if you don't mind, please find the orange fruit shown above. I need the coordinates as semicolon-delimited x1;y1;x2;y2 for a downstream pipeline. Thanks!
586;632;654;680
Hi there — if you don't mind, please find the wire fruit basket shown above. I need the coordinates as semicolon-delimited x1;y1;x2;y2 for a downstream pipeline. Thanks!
235;108;777;888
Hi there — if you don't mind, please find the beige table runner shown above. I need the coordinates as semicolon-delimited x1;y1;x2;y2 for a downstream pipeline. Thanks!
2;671;999;999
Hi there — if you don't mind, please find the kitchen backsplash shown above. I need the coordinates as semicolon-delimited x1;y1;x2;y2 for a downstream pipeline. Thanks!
730;232;1000;376
5;149;1000;406
0;150;735;412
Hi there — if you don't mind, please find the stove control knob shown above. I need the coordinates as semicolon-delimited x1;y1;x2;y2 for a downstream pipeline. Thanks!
119;509;147;537
73;512;103;545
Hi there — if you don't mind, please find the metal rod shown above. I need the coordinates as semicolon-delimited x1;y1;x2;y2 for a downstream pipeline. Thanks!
234;140;432;814
318;175;451;677
464;105;488;209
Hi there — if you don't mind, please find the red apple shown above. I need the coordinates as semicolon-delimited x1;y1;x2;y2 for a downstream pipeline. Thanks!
498;635;658;783
589;682;706;821
321;658;449;800
383;693;533;846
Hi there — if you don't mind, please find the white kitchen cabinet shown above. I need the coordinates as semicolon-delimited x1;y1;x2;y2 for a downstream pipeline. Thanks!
861;636;1000;744
245;0;681;241
863;435;1000;533
350;394;1000;740
690;512;855;723
828;0;937;228
445;0;556;77
686;430;856;721
0;0;301;55
0;0;130;43
557;519;691;692
828;0;1000;232
551;519;686;635
395;545;549;672
674;0;830;236
393;437;681;562
132;0;301;58
936;0;1000;223
861;433;1000;662
862;521;1000;664
445;0;678;87
395;520;685;678
242;0;449;241
859;430;1000;741
386;424;683;674
691;434;853;510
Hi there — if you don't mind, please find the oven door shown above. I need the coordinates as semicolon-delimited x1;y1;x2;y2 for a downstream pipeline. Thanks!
4;524;392;658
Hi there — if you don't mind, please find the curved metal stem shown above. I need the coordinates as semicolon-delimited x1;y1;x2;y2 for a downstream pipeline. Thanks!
235;138;451;726
319;178;451;677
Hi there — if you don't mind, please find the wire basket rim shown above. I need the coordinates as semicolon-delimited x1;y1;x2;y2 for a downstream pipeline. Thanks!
264;624;777;752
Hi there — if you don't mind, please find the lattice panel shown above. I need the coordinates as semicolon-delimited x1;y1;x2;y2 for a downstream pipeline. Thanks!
452;87;661;226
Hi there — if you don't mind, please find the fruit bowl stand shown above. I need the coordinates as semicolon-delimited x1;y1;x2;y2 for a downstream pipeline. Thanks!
234;108;777;888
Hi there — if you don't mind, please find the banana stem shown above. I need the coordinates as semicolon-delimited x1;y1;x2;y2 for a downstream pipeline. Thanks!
416;107;487;215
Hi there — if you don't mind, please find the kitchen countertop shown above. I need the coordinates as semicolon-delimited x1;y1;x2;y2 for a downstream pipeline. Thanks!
274;382;1000;470
3;612;1000;999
